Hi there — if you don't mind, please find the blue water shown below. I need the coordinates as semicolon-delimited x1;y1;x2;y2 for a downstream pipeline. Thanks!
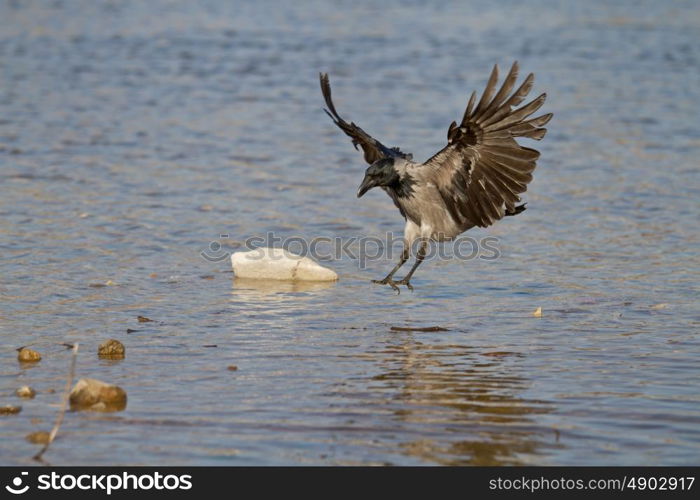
1;0;699;465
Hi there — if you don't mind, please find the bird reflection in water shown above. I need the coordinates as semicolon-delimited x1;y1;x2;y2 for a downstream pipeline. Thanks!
370;335;557;465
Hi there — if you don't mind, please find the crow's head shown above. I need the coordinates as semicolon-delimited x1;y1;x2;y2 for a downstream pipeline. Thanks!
357;158;399;198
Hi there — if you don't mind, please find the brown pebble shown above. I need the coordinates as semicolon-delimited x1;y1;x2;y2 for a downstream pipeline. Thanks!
227;365;238;371
16;386;36;399
26;431;51;444
18;348;42;362
98;339;125;359
137;315;152;323
70;378;127;412
0;405;22;415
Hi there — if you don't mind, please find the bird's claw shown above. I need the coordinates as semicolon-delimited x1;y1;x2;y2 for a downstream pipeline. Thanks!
372;278;413;293
372;278;400;294
395;279;414;291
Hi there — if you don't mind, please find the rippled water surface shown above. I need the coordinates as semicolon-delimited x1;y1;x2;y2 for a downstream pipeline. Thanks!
1;0;699;465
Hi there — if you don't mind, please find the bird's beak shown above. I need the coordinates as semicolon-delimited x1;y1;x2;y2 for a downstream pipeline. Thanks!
357;176;375;198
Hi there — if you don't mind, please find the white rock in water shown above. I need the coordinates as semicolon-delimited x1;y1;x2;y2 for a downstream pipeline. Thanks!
231;248;338;281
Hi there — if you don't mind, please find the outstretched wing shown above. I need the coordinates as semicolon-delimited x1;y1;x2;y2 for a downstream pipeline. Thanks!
320;73;412;165
424;62;552;228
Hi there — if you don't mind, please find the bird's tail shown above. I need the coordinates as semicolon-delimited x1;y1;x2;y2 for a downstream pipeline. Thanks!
505;203;527;216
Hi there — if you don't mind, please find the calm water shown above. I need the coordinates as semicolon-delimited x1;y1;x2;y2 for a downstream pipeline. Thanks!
1;0;699;465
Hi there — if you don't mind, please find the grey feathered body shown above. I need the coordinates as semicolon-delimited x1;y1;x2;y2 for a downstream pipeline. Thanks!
383;158;475;245
320;62;551;272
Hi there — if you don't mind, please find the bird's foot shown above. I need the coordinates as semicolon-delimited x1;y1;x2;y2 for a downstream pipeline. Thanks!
371;277;413;294
372;277;401;294
394;278;414;292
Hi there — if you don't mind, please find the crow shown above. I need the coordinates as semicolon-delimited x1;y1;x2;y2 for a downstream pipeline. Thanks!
320;62;551;292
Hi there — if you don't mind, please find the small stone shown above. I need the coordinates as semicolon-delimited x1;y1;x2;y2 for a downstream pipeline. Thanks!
98;339;125;359
231;248;338;281
0;405;22;415
532;307;543;317
18;348;42;362
16;386;36;399
69;378;127;412
26;431;51;444
137;315;153;323
227;365;238;371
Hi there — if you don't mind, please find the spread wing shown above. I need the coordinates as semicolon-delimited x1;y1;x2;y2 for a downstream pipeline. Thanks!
320;73;412;165
424;62;552;228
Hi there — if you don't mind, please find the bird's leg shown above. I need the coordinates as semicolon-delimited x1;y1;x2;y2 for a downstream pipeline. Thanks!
372;246;409;293
395;239;428;291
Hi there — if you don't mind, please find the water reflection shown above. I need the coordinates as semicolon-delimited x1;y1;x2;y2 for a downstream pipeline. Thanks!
370;336;556;465
232;278;337;297
228;277;339;330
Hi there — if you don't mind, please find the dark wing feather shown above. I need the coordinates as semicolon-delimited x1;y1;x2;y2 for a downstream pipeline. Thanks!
320;73;412;165
424;61;551;228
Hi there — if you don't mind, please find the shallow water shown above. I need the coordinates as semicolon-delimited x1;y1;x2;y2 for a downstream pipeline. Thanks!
1;0;699;465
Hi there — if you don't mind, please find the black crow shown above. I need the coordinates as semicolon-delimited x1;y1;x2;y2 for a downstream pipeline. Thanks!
320;62;551;292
